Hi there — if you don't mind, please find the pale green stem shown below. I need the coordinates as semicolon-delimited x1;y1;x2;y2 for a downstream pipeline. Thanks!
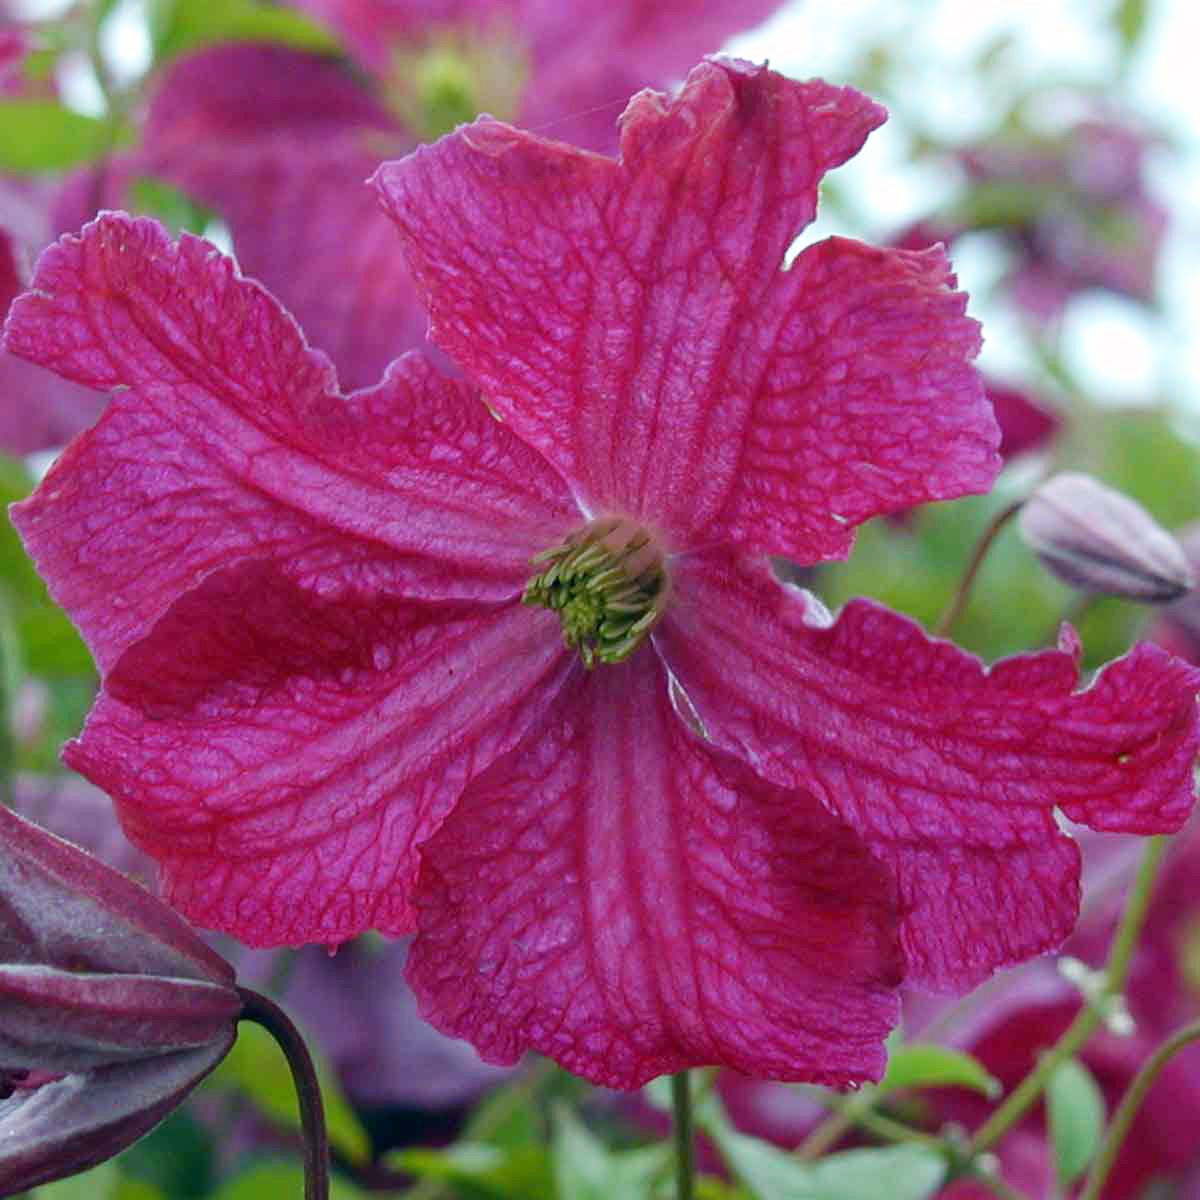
970;1171;1033;1200
934;501;1024;638
1079;1017;1200;1200
969;835;1168;1156
801;1087;946;1158
672;1072;695;1200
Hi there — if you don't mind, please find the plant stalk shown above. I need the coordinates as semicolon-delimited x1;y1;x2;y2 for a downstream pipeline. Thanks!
1080;1017;1200;1200
672;1071;695;1200
934;500;1024;638
237;986;329;1200
969;835;1168;1156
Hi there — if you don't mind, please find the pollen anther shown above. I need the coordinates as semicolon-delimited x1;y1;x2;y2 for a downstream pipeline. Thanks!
523;518;668;668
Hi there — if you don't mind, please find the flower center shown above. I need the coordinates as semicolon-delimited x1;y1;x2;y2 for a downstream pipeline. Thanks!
384;24;529;142
524;518;669;669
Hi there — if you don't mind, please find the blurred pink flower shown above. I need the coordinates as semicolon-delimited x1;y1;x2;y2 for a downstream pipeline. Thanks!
9;61;1199;1090
984;379;1060;460
73;0;787;394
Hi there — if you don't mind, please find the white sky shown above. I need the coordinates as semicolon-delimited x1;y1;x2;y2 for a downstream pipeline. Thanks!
730;0;1200;417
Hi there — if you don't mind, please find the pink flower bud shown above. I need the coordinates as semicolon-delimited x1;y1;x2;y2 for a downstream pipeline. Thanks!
0;805;240;1194
1019;472;1195;603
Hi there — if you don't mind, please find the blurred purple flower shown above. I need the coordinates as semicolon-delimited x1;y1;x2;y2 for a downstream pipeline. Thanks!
900;118;1167;321
233;939;511;1111
10;771;154;884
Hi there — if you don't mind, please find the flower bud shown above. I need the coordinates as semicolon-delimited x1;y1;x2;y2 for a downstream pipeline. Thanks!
1019;472;1195;603
0;804;240;1194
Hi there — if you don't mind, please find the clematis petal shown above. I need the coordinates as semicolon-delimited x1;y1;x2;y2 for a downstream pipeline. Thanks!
0;1038;231;1194
135;44;423;390
376;57;995;560
6;214;577;672
408;653;902;1090
65;560;573;946
656;552;1200;989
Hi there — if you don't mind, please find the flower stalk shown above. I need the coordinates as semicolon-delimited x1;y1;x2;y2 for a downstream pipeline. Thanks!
934;500;1024;637
1079;1017;1200;1200
968;835;1169;1156
671;1071;695;1200
236;987;329;1200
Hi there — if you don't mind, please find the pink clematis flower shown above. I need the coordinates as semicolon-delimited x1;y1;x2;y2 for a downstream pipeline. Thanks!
9;60;1200;1090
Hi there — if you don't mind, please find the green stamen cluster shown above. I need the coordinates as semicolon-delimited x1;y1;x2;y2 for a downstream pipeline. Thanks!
414;49;479;141
524;520;668;668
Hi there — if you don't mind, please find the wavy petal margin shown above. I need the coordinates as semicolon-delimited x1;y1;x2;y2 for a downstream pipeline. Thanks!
657;552;1200;989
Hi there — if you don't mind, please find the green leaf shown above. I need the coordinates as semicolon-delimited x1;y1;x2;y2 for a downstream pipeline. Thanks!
0;102;112;172
807;1146;946;1200
665;1080;945;1200
128;177;218;237
550;1102;669;1200
460;1074;544;1149
112;1178;166;1200
209;1018;370;1165
0;458;93;681
697;1126;945;1200
880;1044;1001;1099
385;1143;555;1200
1113;0;1150;53
1047;1057;1106;1187
115;1107;214;1199
209;1161;367;1200
33;1161;121;1199
149;0;340;62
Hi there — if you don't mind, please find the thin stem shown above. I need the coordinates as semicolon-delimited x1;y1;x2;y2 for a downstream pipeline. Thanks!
934;500;1024;638
1079;1017;1200;1200
969;836;1168;1156
799;1088;945;1157
672;1071;695;1200
969;1170;1033;1200
796;1102;855;1159
237;986;329;1200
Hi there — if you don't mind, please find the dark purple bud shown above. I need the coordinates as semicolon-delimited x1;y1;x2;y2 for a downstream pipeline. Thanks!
1151;521;1200;659
1019;472;1195;603
0;1039;232;1194
0;805;240;1195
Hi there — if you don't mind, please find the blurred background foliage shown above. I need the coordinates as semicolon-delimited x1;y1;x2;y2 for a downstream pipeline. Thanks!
3;0;1200;1197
